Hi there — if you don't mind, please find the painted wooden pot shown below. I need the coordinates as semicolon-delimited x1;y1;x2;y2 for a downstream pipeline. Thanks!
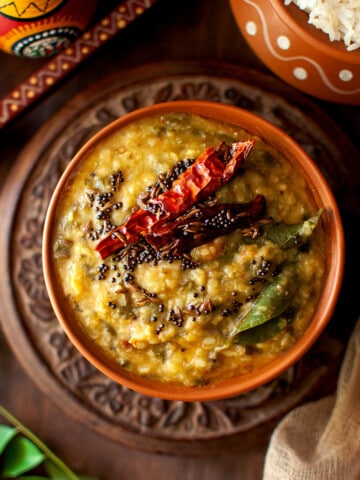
0;0;98;57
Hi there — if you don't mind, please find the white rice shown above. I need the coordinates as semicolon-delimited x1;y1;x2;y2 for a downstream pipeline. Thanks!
285;0;360;50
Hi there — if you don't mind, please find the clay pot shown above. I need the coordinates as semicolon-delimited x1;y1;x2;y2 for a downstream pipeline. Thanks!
229;0;360;104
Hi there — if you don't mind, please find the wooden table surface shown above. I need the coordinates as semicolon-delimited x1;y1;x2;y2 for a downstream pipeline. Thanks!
0;1;359;479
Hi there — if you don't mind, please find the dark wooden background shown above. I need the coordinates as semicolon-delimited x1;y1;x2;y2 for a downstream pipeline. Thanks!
0;1;359;479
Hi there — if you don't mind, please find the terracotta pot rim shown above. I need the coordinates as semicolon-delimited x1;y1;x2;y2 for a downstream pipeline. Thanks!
43;100;345;402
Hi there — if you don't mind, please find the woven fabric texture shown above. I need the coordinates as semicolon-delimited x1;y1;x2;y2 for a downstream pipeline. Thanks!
263;317;360;480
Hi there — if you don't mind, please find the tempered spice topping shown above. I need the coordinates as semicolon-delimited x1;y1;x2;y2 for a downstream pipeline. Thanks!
52;112;325;387
94;140;255;259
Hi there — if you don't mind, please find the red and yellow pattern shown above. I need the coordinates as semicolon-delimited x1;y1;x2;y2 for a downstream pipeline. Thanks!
0;0;97;57
0;0;158;127
0;0;66;20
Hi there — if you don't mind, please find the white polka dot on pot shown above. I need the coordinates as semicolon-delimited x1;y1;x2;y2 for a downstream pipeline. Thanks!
277;36;291;50
245;21;257;36
339;69;353;82
293;67;308;80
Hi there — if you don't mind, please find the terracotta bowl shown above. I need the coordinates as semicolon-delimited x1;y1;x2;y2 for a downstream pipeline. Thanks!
43;101;344;401
229;0;360;104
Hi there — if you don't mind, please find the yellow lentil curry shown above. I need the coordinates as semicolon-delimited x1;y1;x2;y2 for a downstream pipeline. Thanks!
52;113;325;387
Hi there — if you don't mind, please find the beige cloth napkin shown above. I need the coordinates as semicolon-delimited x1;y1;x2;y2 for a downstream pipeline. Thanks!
263;317;360;480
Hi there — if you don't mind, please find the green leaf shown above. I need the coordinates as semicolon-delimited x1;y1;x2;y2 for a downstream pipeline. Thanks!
0;405;80;480
266;209;323;249
1;436;45;478
44;461;99;480
234;316;288;345
18;477;50;479
0;425;16;454
45;459;73;480
230;265;298;336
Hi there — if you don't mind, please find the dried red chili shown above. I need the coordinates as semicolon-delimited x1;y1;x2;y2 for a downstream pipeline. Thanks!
145;195;266;256
95;140;254;259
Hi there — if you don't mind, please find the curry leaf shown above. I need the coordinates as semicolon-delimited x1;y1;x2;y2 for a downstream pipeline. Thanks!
234;316;288;345
17;477;49;479
44;461;98;480
1;436;45;478
45;459;71;480
0;406;80;480
0;425;16;455
0;406;101;480
230;265;298;336
266;209;323;249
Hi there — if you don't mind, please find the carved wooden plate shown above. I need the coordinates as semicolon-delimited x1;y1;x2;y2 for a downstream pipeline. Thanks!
1;61;357;454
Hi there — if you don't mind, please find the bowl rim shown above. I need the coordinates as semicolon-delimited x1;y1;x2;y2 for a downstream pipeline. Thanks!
269;0;360;62
43;100;345;402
